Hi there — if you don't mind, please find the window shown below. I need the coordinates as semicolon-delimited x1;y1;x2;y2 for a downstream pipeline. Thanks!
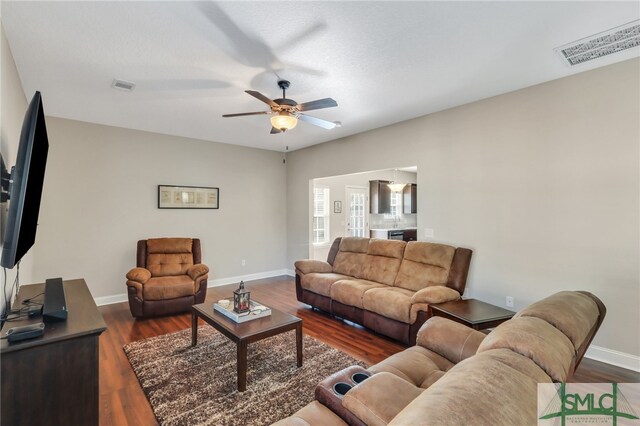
313;187;330;244
386;192;403;219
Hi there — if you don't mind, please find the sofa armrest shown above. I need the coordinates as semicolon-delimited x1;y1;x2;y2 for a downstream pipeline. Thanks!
342;372;423;426
410;286;460;305
126;267;151;284
416;317;486;364
187;263;210;280
294;259;332;274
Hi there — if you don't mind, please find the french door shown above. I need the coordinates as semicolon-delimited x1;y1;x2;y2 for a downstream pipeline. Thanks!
345;186;369;238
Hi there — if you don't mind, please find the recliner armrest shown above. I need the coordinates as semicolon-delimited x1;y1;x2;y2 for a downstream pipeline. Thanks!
126;267;151;284
416;317;486;364
187;263;209;280
410;286;460;304
294;259;333;275
342;372;423;426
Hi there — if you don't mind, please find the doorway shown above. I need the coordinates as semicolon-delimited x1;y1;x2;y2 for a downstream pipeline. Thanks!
345;186;368;237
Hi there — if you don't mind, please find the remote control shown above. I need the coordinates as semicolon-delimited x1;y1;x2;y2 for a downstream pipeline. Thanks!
6;322;45;343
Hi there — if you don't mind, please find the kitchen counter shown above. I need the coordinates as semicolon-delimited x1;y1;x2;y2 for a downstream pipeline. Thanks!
370;227;417;231
370;228;417;241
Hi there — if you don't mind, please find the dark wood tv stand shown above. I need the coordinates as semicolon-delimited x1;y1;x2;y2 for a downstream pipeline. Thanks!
0;279;106;426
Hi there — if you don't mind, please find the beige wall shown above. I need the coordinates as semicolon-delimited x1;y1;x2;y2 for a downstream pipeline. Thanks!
286;58;640;357
27;117;287;299
1;23;32;314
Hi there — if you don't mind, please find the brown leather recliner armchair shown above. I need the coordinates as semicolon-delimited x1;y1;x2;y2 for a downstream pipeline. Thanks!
126;238;209;318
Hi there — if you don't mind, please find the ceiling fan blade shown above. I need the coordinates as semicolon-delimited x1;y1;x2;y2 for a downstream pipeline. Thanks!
297;98;338;112
270;127;282;134
297;114;337;130
222;111;270;118
245;90;278;107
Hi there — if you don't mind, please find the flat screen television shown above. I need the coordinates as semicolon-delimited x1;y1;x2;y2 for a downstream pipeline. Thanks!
0;91;49;268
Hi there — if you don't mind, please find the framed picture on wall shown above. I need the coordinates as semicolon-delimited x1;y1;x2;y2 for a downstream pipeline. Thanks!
158;185;219;209
334;201;342;213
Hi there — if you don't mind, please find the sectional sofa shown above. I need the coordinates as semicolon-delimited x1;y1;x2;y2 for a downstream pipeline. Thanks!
275;291;606;425
295;237;472;344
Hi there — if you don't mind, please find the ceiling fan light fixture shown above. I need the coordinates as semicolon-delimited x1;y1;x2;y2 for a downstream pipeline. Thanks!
271;113;298;132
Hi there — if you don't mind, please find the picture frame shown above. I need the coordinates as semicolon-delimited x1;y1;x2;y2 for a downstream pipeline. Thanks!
334;201;342;213
158;185;219;209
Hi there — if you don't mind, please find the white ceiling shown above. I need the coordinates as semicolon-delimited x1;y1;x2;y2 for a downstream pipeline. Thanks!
2;2;639;152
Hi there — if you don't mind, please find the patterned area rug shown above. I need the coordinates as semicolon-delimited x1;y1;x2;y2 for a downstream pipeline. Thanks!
124;327;366;426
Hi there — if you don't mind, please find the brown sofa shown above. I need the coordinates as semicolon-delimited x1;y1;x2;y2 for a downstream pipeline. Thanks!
295;237;472;344
274;291;606;426
126;238;209;318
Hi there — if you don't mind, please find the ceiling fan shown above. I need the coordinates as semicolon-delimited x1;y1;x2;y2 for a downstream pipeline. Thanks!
222;80;338;134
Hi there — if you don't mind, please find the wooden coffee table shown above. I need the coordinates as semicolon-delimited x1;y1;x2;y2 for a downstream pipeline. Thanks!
430;298;515;330
191;302;303;392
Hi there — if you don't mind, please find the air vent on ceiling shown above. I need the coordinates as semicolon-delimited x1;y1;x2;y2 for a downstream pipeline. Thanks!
111;78;136;91
555;20;640;66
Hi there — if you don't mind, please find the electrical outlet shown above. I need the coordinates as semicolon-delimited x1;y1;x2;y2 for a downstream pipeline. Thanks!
241;259;246;266
424;228;434;238
506;296;514;308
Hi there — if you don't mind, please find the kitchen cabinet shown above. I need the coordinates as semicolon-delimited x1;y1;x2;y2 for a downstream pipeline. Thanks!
369;180;391;214
403;184;417;214
403;229;417;241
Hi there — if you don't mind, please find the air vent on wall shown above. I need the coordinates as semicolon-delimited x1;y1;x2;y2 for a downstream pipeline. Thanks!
555;20;640;66
111;78;136;91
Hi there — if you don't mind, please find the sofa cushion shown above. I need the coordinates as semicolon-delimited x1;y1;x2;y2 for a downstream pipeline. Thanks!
515;291;599;351
363;287;416;324
342;372;423;426
271;401;347;426
394;242;455;292
361;240;406;285
143;275;195;300
332;237;370;278
477;316;575;382
389;349;552;426
147;253;194;277
331;279;386;309
146;237;193;254
300;273;350;297
369;345;455;389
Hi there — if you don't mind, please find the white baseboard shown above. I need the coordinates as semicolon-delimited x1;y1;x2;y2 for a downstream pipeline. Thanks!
95;269;291;306
207;269;291;287
94;293;128;306
285;269;295;277
585;345;640;373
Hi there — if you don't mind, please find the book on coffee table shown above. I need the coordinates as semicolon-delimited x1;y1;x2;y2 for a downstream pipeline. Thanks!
213;299;272;323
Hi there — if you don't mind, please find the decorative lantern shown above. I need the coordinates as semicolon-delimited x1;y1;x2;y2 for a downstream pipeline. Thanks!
233;281;251;314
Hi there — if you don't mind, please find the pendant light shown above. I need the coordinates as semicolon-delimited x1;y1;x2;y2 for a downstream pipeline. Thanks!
387;169;406;192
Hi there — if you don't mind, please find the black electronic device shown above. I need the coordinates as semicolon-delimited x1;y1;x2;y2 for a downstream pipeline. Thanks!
6;322;45;343
27;306;43;318
43;278;67;322
0;91;49;269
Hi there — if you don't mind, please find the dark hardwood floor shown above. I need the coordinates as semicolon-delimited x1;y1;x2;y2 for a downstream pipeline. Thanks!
98;276;639;426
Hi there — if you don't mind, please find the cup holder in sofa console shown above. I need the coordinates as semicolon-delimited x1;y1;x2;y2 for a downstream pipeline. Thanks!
332;382;352;397
351;372;371;384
